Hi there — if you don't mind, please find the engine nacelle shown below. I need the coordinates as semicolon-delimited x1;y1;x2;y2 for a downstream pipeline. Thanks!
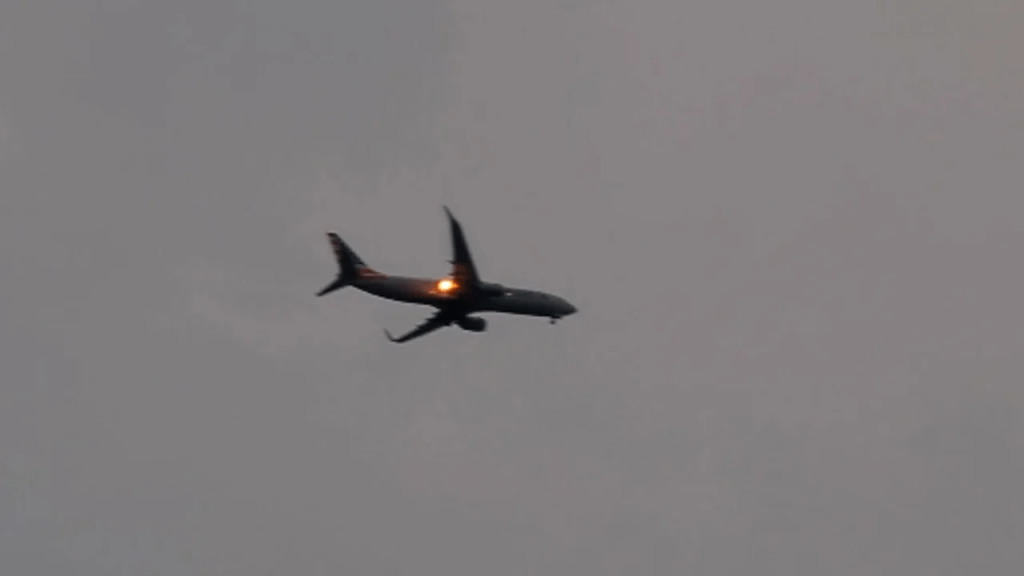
456;316;487;332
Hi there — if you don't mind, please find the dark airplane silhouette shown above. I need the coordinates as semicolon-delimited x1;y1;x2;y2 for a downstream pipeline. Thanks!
317;206;577;343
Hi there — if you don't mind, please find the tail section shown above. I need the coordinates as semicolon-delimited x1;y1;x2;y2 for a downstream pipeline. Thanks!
317;233;376;296
316;276;348;297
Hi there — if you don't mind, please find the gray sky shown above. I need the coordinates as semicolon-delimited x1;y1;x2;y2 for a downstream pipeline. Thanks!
2;1;1022;574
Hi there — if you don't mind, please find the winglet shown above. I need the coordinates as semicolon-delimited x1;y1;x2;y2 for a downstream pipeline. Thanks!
383;328;398;342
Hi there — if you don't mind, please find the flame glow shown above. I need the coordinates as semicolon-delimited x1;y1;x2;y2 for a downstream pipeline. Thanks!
437;279;455;292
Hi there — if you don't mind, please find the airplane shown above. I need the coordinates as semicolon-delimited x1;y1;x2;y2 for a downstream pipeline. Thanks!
316;206;577;343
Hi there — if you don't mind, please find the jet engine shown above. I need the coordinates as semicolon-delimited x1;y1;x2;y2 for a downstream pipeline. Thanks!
456;316;487;332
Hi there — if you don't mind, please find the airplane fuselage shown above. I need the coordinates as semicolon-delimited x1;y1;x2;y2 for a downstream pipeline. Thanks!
351;274;576;319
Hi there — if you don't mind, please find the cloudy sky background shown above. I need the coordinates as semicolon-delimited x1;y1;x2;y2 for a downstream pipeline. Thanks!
2;2;1022;574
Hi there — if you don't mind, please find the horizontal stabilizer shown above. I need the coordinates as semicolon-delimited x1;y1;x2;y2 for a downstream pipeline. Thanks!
316;276;347;297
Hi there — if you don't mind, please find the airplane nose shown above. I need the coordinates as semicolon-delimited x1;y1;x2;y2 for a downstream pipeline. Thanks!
563;300;578;315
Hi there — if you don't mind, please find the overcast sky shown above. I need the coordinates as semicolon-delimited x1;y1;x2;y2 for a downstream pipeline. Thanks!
2;2;1023;575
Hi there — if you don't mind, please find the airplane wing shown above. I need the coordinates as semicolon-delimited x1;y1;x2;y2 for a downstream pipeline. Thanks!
384;310;454;343
443;206;480;285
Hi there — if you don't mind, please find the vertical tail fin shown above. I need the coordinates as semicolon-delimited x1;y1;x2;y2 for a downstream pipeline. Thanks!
328;233;366;278
317;233;372;296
